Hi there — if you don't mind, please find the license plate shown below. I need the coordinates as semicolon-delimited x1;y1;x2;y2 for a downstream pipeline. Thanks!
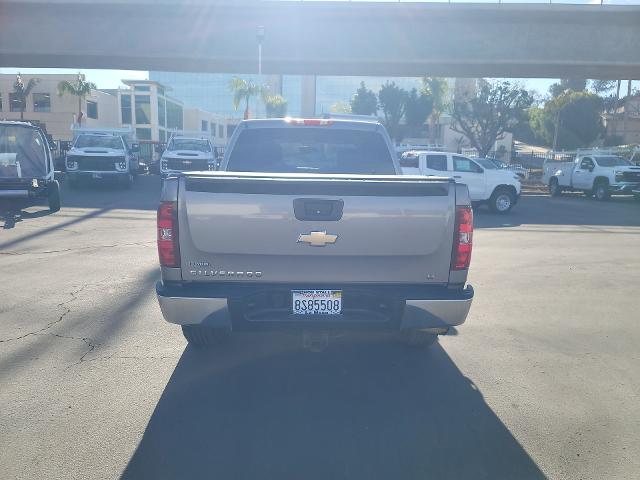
292;290;342;315
92;173;102;179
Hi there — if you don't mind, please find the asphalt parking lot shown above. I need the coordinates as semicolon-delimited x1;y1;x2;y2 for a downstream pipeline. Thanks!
1;176;639;480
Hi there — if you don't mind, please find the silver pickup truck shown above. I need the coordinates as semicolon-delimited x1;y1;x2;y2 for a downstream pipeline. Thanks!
156;118;474;348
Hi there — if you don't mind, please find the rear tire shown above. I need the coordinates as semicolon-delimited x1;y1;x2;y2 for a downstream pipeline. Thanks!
549;178;561;197
400;329;438;348
181;325;230;347
47;180;61;213
593;180;610;201
489;187;515;214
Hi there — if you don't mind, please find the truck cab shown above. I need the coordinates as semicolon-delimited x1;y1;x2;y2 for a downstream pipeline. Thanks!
66;128;140;189
160;134;216;177
400;150;521;213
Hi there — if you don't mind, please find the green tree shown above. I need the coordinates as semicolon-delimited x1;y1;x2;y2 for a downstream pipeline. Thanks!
549;78;588;98
450;80;533;158
262;93;288;118
378;81;408;142
57;73;96;126
229;77;261;120
422;77;449;145
404;88;433;137
590;80;617;95
12;73;39;121
530;90;604;150
350;82;377;116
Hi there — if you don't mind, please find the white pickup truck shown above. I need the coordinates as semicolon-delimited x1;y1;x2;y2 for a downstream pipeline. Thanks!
400;150;521;213
543;154;640;200
160;134;216;177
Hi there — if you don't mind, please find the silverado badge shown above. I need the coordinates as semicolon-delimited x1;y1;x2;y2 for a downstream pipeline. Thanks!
297;231;338;247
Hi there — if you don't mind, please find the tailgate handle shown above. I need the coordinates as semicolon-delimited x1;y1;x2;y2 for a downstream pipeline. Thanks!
294;198;344;221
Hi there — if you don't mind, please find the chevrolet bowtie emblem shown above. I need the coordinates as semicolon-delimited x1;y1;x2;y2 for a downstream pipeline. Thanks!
297;231;338;247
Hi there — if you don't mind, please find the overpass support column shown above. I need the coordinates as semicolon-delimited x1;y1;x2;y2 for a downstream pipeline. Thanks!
301;75;316;117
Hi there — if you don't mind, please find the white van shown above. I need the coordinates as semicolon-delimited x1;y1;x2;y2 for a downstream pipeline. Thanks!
401;150;522;213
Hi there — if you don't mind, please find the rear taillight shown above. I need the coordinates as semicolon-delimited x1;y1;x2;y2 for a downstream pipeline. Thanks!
157;201;180;267
452;206;473;270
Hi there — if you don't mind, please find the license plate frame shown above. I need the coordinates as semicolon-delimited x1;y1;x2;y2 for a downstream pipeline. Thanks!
292;290;342;315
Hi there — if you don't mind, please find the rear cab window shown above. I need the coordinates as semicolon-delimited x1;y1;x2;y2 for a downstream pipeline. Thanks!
226;126;396;175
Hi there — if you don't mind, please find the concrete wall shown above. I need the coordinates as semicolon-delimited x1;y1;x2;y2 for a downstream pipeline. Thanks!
2;2;640;79
0;74;119;141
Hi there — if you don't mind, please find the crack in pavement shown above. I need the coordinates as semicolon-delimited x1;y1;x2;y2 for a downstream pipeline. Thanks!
0;241;155;256
30;333;101;370
0;285;88;343
75;353;177;365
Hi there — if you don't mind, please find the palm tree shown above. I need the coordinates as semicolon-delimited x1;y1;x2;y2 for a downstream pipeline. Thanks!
12;73;39;121
57;73;96;127
422;77;449;146
229;77;261;119
261;87;288;118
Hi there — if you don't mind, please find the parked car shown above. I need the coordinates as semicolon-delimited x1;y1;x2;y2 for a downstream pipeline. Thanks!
155;118;474;349
66;128;140;188
0;121;60;212
400;150;521;213
160;134;216;177
485;158;530;180
543;154;640;200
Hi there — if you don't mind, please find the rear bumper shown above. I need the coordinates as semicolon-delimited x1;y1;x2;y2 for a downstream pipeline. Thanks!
156;281;474;332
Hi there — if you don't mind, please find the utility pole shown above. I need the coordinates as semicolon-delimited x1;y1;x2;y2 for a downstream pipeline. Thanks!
257;25;265;77
552;108;561;152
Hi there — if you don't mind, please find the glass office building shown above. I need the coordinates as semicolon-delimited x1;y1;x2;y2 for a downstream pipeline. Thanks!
150;72;426;118
149;72;270;118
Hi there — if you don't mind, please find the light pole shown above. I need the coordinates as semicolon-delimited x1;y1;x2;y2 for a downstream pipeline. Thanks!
257;25;265;76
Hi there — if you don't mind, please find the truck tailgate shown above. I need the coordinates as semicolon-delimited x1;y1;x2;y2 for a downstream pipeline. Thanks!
178;173;456;284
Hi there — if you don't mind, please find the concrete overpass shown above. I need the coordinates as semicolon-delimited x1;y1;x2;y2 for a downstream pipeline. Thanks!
1;1;640;79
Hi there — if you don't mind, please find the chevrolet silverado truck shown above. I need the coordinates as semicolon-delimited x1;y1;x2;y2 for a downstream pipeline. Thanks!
160;133;216;177
543;154;640;200
66;128;140;189
156;118;474;348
